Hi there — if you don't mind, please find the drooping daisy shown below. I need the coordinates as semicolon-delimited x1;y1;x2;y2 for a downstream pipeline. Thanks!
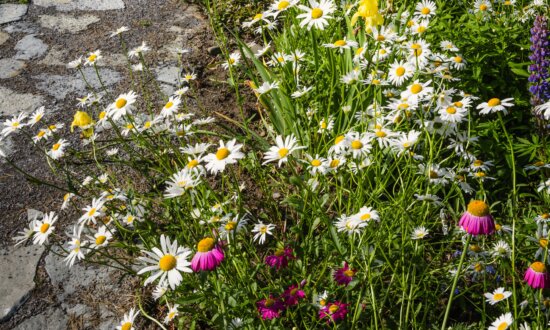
67;56;82;69
115;308;139;330
440;40;459;52
391;130;421;154
32;212;57;245
13;218;37;247
203;139;244;174
110;26;129;37
28;107;45;126
64;226;86;267
296;0;336;30
335;215;365;235
85;50;102;66
222;51;241;70
476;97;514;115
459;200;495;236
524;261;549;289
47;139;68;160
160;96;181;117
488;312;513;330
484;288;512;305
265;246;294;269
252;222;275;244
107;91;138;121
263;135;306;166
128;41;151;58
137;235;192;289
191;237;224;272
78;198;105;225
152;282;168;300
254;81;279;95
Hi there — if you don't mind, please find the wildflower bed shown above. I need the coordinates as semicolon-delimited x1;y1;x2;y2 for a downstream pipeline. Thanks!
2;0;550;329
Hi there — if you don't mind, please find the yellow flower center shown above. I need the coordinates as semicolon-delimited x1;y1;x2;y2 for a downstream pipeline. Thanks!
454;56;463;63
278;148;289;158
417;26;426;33
539;238;549;248
278;1;290;10
216;147;230;160
446;107;456;114
376;35;385;41
225;221;237;231
329;305;339;313
479;4;488;11
311;8;323;19
253;13;263;20
467;200;490;217
98;111;106;120
495;223;502;231
333;40;347;47
375;130;387;138
228;58;235;64
454;101;464;108
95;235;107;245
197;237;215;252
410;84;423;94
37;131;46;138
159;254;177;271
274;248;285;256
330;159;340;168
497;323;508;330
395;67;405;77
543;213;550;219
531;261;546;273
379;49;386;55
411;43;422;56
487;98;500;107
360;213;371;221
320;121;328;129
116;98;128;109
474;160;483;167
320;299;326;306
355;47;364;56
126;123;134;130
121;322;132;330
398;103;409;110
259;226;267;234
165;101;174;109
492;293;505;301
475;172;486;177
88;54;97;62
52;143;61;151
40;223;50;233
469;245;482;253
343;269;355;277
311;159;322;167
88;208;97;217
421;7;431;15
429;170;439;179
334;135;345;145
474;262;483;272
187;159;199;168
351;140;363;150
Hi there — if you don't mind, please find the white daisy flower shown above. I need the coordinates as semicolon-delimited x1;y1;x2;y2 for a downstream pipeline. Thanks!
263;134;306;166
164;304;180;324
484;288;512;305
89;225;113;249
107;91;138;121
85;50;102;66
400;80;434;103
411;226;429;239
128;41;151;58
438;104;467;123
351;206;380;223
477;97;514;115
203;139;245;174
78;198;105;225
296;0;336;30
32;212;57;245
335;215;366;235
164;168;201;198
28;107;45;126
160;96;181;117
115;308;139;330
64;226;86;267
1;113;27;137
254;81;279;95
110;26;129;37
388;60;414;86
323;37;359;53
137;235;192;289
292;86;313;98
67;56;82;69
252;222;276;244
152;282;168;300
415;0;436;18
492;240;511;259
222;52;241;70
488;312;513;330
345;131;372;159
47;139;68;160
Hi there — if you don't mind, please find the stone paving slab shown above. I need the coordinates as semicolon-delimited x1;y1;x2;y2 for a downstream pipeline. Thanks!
0;86;44;116
34;0;125;11
13;307;68;330
14;35;48;61
0;245;45;321
38;13;100;33
0;4;28;25
0;58;26;79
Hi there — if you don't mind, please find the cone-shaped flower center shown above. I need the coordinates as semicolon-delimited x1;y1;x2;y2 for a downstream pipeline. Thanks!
487;98;501;107
197;237;215;252
216;147;230;160
121;322;132;330
52;143;61;151
467;200;490;217
159;254;177;271
278;148;289;158
329;304;339;313
311;8;323;19
95;235;107;245
469;244;482;253
264;298;274;307
539;238;549;248
531;261;546;273
116;98;127;109
40;223;50;233
343;269;355;277
274;248;285;256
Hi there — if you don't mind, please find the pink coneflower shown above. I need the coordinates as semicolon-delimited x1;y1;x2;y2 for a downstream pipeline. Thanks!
319;301;349;323
524;261;550;289
458;200;495;236
282;284;306;306
265;247;294;269
333;262;356;286
256;295;285;320
191;237;224;272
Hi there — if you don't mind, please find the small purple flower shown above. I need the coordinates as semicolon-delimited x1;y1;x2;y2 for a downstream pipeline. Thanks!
256;295;285;320
333;262;356;286
265;247;294;269
319;301;349;324
282;284;306;306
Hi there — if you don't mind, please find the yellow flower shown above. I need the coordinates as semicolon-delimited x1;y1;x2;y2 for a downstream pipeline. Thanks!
351;0;384;29
71;111;93;132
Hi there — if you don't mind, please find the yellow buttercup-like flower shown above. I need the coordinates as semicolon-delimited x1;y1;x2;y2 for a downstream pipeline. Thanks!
351;0;384;29
71;111;93;132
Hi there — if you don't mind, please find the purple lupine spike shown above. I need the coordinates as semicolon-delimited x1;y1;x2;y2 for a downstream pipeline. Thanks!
529;15;550;107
